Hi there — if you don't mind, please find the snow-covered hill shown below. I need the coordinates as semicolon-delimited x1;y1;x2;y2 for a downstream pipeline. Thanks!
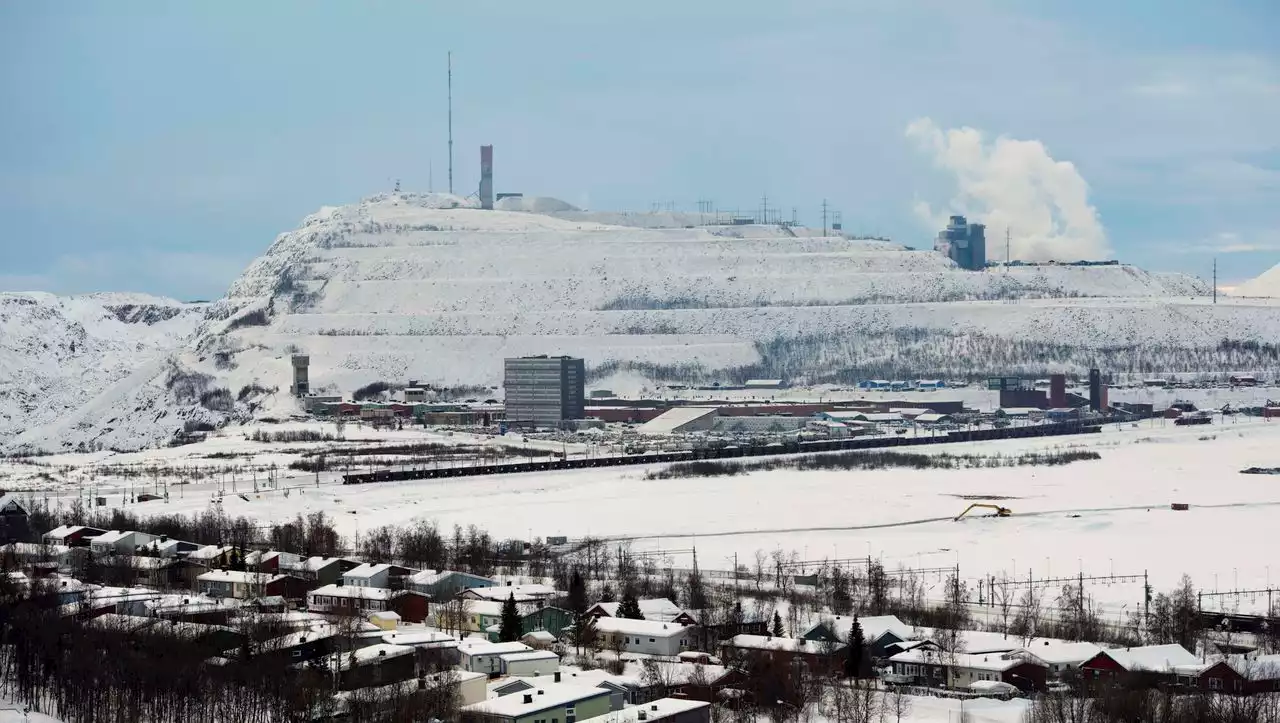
1232;262;1280;298
9;192;1280;453
0;293;205;444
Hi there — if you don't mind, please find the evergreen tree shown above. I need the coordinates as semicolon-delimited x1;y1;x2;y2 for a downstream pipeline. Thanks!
600;584;616;603
568;569;588;616
498;593;522;643
845;616;866;678
618;592;644;620
771;610;785;638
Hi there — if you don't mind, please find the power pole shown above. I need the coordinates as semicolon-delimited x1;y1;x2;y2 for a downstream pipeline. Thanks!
760;193;768;224
447;51;453;195
821;199;829;236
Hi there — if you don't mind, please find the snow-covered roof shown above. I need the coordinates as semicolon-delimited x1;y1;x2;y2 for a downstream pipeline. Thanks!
915;413;952;423
727;634;842;654
1093;644;1199;673
197;570;281;585
589;597;685;622
91;530;141;545
499;650;558;662
0;493;29;514
409;568;494;585
1228;653;1280;680
522;630;557;643
464;583;557;601
804;614;913;644
462;684;610;717
608;698;712;722
890;649;1033;672
44;524;92;540
458;640;533;657
381;630;458;647
1016;642;1104;666
343;562;397;579
638;407;718;435
593;617;690;638
186;545;231;560
309;583;395;601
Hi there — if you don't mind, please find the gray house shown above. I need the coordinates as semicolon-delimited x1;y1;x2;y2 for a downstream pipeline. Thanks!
800;614;915;659
341;562;413;589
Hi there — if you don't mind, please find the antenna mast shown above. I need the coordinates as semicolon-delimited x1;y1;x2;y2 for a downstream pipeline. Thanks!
447;51;454;195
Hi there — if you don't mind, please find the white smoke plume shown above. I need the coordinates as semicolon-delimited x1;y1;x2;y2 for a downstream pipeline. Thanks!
905;118;1110;262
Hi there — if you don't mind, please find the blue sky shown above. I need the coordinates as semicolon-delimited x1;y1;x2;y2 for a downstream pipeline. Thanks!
2;0;1277;299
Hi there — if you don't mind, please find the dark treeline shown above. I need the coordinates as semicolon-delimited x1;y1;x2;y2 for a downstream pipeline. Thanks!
646;449;1101;480
0;576;462;723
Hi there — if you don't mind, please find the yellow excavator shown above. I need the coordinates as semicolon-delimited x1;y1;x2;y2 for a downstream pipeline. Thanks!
954;503;1013;521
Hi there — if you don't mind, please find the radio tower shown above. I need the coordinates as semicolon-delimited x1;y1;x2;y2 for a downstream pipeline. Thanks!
447;51;454;195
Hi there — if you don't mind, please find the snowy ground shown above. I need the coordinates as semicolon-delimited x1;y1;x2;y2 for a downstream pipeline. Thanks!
13;415;1280;615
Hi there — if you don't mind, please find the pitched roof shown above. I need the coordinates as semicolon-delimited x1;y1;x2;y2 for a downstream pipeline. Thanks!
462;684;610;717
343;562;397;579
309;583;396;601
804;614;913;644
197;570;284;585
890;649;1035;672
727;634;843;654
593;617;691;638
1016;642;1104;666
1093;644;1199;674
463;583;557;600
458;640;533;656
0;494;30;515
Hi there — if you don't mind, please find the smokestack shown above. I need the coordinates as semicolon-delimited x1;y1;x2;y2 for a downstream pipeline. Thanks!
480;145;494;210
1049;374;1066;408
1089;369;1101;412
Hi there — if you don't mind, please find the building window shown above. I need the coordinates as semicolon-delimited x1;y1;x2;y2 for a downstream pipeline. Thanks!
1209;677;1222;691
567;708;576;723
292;651;301;658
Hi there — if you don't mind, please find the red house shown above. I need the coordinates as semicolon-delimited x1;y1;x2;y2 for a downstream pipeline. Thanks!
1080;644;1199;688
1173;661;1247;694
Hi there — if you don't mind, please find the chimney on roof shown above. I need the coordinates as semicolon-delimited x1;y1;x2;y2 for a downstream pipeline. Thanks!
651;704;659;711
379;649;386;657
523;694;534;704
554;671;561;682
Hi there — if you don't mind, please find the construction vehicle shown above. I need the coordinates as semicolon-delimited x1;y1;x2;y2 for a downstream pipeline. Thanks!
954;503;1013;521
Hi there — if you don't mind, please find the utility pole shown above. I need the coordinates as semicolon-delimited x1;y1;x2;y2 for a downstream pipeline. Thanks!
447;51;453;195
821;199;829;236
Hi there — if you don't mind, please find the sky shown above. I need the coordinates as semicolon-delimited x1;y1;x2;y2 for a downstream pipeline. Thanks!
1;0;1277;300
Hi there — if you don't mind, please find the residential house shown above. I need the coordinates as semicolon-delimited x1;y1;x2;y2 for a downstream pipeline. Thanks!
83;586;164;617
320;670;489;721
1229;654;1280;694
800;614;914;659
101;556;206;589
458;640;534;675
462;583;558;604
342;562;414;589
90;530;159;555
587;598;695;625
1171;661;1247;694
889;648;1048;692
594;617;696;657
138;537;200;558
307;584;430;623
1079;644;1201;688
1;542;72;571
197;570;307;600
485;605;574;642
499;650;560;677
451;599;507;632
280;555;359;587
308;643;419;691
0;494;31;543
612;699;712;723
144;593;240;625
251;628;339;667
406;569;497;600
243;550;302;573
722;635;845;676
42;525;107;548
186;545;235;567
1013;642;1104;679
461;683;613;723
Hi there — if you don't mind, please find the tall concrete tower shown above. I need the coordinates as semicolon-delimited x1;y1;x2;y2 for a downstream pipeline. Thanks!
291;355;310;397
480;145;494;210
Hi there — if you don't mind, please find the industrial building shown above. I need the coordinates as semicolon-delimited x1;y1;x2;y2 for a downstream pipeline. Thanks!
934;215;987;271
503;355;585;428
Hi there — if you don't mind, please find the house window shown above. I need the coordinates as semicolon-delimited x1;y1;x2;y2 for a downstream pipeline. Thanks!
1209;677;1222;691
566;706;576;723
292;651;301;658
649;638;655;643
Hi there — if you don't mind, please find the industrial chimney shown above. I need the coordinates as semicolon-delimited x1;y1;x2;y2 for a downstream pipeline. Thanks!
480;145;494;210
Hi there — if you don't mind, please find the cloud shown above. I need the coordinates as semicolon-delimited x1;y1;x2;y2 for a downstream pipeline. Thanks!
0;251;249;300
1132;80;1193;97
905;118;1110;262
1172;231;1280;255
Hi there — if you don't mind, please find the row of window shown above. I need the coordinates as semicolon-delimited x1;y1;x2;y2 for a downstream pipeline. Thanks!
310;595;386;611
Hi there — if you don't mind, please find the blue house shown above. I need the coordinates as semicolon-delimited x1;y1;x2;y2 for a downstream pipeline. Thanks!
407;570;498;600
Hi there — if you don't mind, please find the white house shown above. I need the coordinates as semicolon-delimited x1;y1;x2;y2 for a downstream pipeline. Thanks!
587;597;690;623
90;530;159;555
341;562;410;589
308;584;394;614
593;617;694;656
458;640;534;674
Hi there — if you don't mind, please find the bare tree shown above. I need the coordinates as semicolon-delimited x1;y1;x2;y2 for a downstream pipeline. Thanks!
886;684;913;723
1012;585;1044;646
993;574;1015;638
